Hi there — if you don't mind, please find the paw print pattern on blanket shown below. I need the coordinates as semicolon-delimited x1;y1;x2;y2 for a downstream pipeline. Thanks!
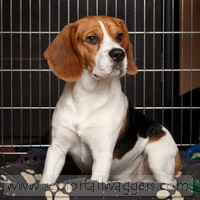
21;169;42;184
45;183;72;200
0;165;13;184
156;183;184;200
0;174;12;184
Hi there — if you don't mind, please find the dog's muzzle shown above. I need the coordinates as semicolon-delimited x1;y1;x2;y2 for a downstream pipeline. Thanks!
92;48;126;79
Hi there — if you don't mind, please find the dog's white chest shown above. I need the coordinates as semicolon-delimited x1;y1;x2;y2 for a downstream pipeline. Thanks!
54;70;127;131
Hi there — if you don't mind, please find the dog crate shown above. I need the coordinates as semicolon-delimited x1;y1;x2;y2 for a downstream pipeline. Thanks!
0;0;200;157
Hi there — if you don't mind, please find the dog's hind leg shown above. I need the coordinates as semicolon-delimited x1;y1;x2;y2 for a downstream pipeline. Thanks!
145;129;178;184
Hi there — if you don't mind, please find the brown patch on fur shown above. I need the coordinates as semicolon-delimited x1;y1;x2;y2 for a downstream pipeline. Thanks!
174;151;183;175
148;130;166;143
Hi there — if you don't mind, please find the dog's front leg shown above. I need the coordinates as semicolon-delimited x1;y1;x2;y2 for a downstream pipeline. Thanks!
91;151;113;182
40;144;66;184
40;126;78;184
86;127;117;183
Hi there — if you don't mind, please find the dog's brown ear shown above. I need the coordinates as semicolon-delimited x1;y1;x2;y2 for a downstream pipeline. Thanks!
119;19;137;75
44;24;83;82
126;42;137;75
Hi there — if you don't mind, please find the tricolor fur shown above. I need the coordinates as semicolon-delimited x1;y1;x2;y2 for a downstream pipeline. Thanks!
40;16;182;184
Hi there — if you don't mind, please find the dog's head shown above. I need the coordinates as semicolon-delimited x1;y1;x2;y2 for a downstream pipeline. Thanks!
44;16;137;82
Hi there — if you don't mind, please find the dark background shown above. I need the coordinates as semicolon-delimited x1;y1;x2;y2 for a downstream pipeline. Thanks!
0;0;199;146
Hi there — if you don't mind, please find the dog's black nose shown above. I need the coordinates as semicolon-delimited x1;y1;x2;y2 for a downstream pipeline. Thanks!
109;48;125;62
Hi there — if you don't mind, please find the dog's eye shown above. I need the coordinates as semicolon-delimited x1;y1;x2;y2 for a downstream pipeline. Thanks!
86;35;98;45
115;33;123;43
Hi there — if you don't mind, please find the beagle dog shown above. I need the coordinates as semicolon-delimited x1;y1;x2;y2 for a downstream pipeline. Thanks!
40;16;182;184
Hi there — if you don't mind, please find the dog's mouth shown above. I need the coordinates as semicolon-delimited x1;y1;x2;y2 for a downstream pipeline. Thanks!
113;67;124;77
93;67;124;80
111;62;125;76
92;59;125;80
93;73;101;79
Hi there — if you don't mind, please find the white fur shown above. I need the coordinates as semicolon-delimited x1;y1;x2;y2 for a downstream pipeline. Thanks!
40;19;178;184
144;127;178;184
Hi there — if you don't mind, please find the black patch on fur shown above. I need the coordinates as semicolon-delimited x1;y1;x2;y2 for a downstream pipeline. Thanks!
113;103;163;159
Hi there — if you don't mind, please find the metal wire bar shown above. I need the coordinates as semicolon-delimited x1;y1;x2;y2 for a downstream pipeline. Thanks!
38;0;42;146
1;68;200;72
161;0;165;125
48;0;51;136
180;0;184;145
123;0;127;94
133;0;137;108
1;31;200;34
189;0;193;144
0;143;196;149
1;106;199;110
20;0;23;146
171;0;174;136
0;0;3;146
152;0;156;119
10;0;13;146
142;0;146;114
29;0;32;146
